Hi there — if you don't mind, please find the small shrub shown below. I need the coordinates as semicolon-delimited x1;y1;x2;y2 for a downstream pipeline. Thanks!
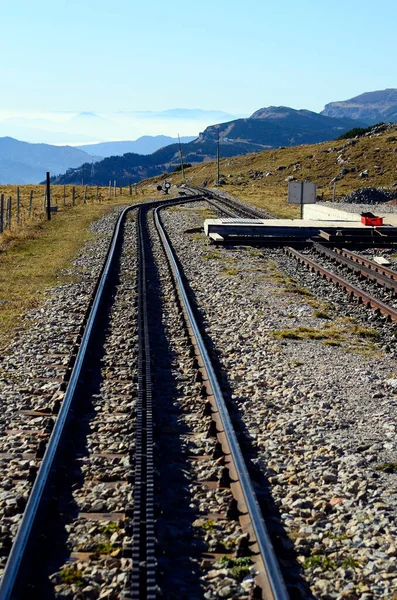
337;123;385;140
201;252;224;261
217;556;251;568
60;567;84;586
340;556;360;569
303;554;336;571
201;519;216;531
95;541;114;554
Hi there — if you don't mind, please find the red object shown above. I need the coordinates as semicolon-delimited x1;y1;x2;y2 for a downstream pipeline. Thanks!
361;215;383;226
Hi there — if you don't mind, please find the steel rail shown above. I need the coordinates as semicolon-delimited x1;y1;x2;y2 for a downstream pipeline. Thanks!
0;204;134;600
335;247;397;282
312;243;397;292
285;247;397;322
154;205;289;600
131;208;156;599
0;188;251;599
187;185;270;219
0;189;277;599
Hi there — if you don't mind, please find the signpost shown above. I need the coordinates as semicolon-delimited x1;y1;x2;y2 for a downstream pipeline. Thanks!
288;181;316;219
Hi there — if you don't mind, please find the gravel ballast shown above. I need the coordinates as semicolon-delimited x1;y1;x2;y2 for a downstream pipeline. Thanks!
1;198;397;598
161;202;397;599
0;206;129;577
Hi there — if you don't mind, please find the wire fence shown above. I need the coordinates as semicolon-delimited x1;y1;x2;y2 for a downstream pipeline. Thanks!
0;182;139;235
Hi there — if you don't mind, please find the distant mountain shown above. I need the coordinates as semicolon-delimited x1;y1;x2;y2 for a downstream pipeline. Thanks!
52;106;362;186
0;121;97;144
0;137;99;184
76;135;196;157
200;106;364;148
321;89;397;124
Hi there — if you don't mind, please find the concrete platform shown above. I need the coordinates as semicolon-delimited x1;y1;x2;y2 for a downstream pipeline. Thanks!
204;217;391;239
303;203;397;226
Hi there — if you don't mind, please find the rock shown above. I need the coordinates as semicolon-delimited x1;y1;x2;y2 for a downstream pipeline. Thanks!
323;471;338;484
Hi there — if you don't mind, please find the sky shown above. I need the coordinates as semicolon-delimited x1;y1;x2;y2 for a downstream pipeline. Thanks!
1;0;396;141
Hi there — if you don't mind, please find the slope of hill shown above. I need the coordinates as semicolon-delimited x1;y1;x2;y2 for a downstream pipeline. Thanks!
52;107;363;186
0;137;99;184
321;89;397;124
140;122;397;218
200;106;363;147
76;135;196;157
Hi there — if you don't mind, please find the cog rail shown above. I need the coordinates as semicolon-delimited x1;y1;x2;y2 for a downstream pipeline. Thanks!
155;205;288;600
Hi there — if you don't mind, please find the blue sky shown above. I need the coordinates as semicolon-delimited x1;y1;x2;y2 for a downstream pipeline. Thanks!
2;0;396;114
0;0;396;142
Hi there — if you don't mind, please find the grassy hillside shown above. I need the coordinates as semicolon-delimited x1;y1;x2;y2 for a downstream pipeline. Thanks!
140;124;397;218
0;185;138;348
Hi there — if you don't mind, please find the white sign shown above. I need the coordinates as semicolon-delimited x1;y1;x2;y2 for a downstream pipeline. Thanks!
288;181;317;204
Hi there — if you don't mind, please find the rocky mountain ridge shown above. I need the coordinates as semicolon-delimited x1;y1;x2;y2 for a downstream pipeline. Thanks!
321;88;397;124
0;137;99;184
53;107;362;186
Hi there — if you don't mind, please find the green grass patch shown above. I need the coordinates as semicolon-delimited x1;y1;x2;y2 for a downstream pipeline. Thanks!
101;522;120;534
201;519;216;531
217;538;237;551
217;556;251;568
217;556;252;580
60;566;84;586
340;556;361;569
303;554;336;571
95;541;115;554
201;251;225;261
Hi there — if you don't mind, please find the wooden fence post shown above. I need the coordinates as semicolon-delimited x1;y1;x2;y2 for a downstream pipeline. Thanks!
83;185;87;204
135;184;137;195
120;185;122;196
108;181;111;197
6;197;12;229
96;186;99;200
113;180;116;197
72;187;75;206
129;182;132;196
0;194;4;233
16;187;20;225
46;172;51;221
29;191;33;217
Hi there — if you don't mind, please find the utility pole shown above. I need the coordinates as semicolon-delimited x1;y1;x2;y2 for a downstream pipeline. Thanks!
216;127;220;184
178;134;185;180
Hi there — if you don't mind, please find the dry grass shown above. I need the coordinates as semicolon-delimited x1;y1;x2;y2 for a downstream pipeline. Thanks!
0;184;139;245
0;188;138;349
139;126;397;217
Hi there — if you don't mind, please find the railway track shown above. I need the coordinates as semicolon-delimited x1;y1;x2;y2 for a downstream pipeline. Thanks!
311;243;397;293
186;185;272;219
0;194;288;599
284;245;397;322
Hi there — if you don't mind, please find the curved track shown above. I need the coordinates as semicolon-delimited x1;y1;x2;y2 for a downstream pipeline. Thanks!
0;192;288;599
